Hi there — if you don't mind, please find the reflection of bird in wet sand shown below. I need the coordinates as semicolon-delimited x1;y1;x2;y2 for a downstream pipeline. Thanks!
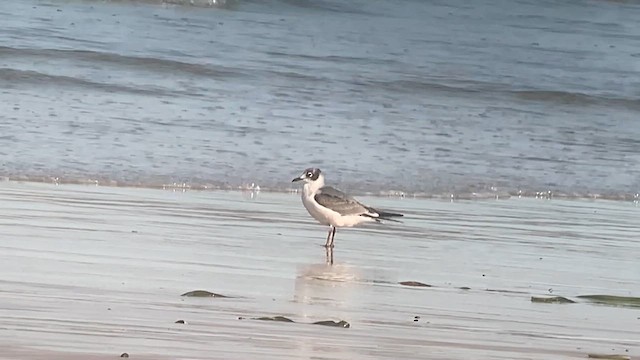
292;168;403;263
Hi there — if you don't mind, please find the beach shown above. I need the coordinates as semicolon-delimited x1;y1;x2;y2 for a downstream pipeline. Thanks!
1;181;638;359
2;0;640;357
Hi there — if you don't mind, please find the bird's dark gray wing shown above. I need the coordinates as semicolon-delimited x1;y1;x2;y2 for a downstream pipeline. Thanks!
314;186;370;216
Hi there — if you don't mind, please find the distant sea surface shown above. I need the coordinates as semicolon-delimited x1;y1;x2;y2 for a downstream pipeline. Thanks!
1;0;639;199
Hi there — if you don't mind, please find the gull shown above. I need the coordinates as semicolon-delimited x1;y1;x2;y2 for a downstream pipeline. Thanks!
292;168;403;248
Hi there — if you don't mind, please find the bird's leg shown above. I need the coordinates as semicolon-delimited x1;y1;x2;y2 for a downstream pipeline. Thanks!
330;226;336;248
325;246;334;265
324;227;331;248
324;226;335;248
324;226;336;248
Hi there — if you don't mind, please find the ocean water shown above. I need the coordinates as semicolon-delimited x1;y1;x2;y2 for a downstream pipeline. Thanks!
1;0;639;198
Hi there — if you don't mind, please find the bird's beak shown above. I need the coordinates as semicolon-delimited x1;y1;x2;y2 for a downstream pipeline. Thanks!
292;175;304;182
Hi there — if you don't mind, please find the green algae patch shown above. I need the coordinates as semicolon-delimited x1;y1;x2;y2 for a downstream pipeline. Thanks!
312;320;350;328
577;295;640;308
239;316;350;328
181;290;229;298
254;316;295;322
587;354;630;359
530;296;575;304
486;288;529;294
399;281;432;287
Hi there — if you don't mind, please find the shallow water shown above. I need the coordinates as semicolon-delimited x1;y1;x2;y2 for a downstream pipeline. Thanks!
1;0;640;198
1;182;638;359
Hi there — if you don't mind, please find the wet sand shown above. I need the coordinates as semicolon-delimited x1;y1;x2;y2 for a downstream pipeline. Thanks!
0;181;638;359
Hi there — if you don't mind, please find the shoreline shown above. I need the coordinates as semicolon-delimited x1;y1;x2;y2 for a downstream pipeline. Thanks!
2;176;638;202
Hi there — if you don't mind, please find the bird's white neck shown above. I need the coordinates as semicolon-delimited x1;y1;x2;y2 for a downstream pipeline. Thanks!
303;174;325;197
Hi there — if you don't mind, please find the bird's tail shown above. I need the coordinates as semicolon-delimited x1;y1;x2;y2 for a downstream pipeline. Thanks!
365;208;404;223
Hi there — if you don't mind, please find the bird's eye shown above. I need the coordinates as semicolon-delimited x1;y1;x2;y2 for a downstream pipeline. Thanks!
306;172;312;177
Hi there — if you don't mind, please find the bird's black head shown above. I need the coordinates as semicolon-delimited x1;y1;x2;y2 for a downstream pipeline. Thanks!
292;168;322;182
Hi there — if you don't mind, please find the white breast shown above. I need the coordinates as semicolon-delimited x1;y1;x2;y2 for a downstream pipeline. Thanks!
301;192;333;225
